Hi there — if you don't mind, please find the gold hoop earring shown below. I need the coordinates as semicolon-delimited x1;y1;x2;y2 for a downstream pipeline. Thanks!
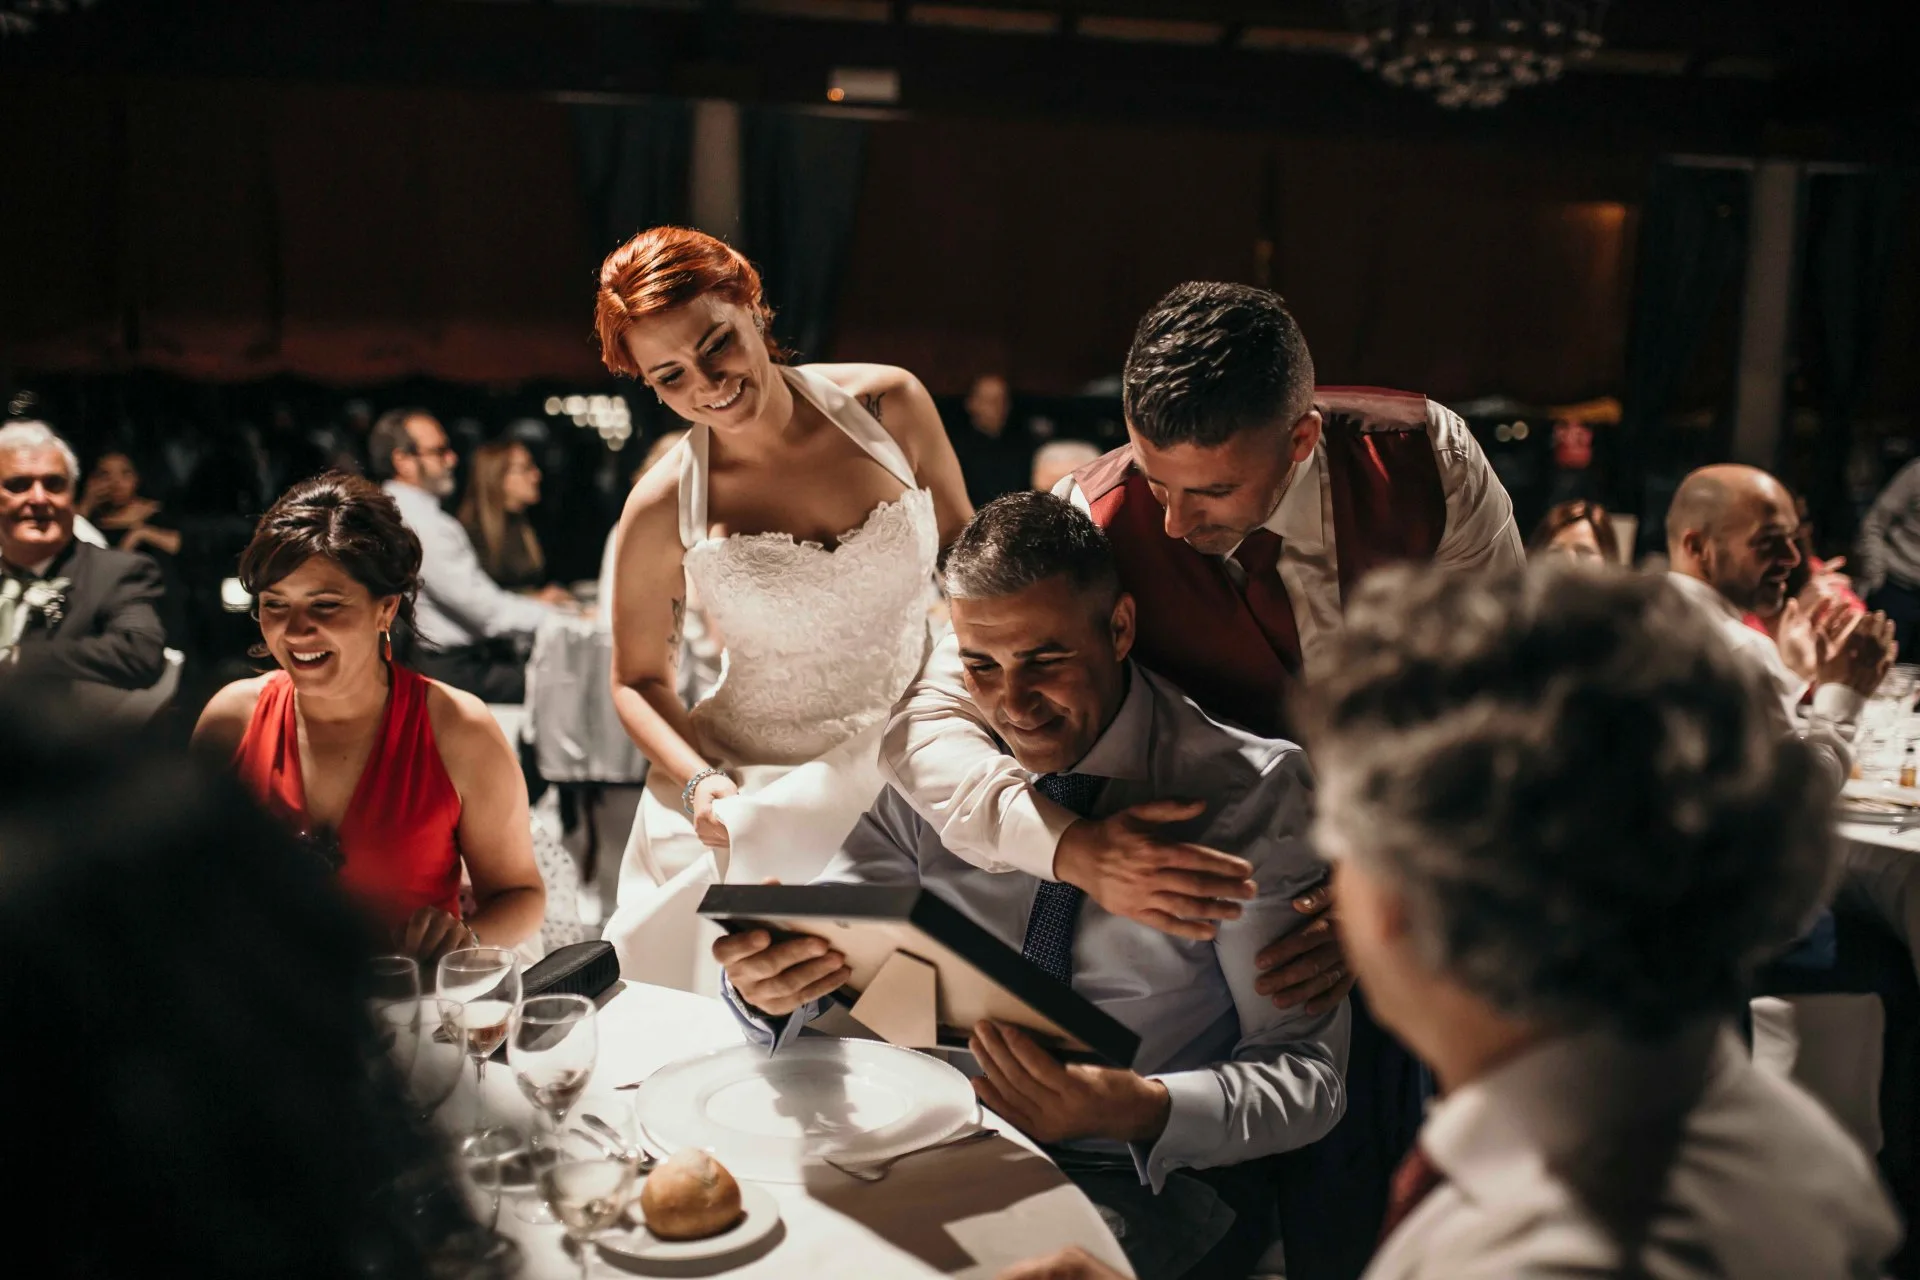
381;628;393;664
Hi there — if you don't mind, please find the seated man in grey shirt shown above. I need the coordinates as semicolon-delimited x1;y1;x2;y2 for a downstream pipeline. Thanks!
717;493;1348;1280
370;409;555;702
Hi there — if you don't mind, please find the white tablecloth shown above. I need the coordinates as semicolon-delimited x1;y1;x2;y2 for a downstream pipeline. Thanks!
466;980;1134;1280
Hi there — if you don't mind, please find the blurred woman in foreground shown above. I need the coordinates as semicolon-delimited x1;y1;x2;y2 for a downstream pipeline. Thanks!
0;707;506;1280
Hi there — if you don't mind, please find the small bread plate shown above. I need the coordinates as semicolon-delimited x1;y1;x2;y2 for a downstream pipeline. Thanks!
597;1180;781;1264
1839;778;1920;824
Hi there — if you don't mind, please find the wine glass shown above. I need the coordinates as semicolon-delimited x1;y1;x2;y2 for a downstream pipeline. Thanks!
436;946;522;1133
510;994;598;1130
508;994;598;1224
538;1130;636;1280
462;1125;531;1237
365;954;422;1075
402;996;470;1122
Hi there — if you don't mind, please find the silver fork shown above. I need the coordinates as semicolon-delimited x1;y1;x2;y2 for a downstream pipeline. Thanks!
823;1126;999;1182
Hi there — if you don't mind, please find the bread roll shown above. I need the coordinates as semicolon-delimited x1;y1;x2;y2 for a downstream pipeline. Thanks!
639;1148;745;1241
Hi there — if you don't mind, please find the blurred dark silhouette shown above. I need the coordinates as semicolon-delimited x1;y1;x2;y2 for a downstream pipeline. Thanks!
0;696;506;1280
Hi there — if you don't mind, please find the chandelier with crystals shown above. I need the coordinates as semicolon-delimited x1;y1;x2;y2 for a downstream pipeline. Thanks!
1343;1;1610;109
0;0;94;36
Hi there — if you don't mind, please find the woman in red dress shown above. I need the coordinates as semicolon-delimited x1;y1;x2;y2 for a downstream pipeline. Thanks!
193;474;545;962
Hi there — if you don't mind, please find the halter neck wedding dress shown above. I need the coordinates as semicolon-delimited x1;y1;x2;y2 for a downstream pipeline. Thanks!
602;365;939;992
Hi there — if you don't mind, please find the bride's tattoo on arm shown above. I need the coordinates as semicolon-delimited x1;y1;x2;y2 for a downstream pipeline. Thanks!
859;392;885;424
668;596;685;661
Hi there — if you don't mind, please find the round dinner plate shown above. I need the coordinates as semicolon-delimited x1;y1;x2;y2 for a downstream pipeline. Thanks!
631;1038;978;1184
597;1180;780;1264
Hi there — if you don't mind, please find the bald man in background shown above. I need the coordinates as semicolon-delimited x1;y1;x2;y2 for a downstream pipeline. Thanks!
1665;464;1894;775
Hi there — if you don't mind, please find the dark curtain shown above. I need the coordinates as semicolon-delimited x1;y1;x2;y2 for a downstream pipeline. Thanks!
571;98;694;261
740;108;870;362
1617;162;1750;551
1797;169;1906;545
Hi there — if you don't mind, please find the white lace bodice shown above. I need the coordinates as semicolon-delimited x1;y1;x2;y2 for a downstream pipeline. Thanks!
680;367;940;767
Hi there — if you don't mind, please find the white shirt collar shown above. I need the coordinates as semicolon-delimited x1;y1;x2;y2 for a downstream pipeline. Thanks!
1419;1019;1727;1207
1259;442;1325;553
382;478;443;517
1665;569;1744;625
1057;661;1153;782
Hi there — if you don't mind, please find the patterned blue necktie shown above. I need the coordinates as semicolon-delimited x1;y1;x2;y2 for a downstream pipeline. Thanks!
1022;772;1103;985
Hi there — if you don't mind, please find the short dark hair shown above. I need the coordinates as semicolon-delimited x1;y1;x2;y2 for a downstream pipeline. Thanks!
1305;561;1834;1038
1123;282;1316;449
367;408;431;481
239;473;423;642
943;491;1119;609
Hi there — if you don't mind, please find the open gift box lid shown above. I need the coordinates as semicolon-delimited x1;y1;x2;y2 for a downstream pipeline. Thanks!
699;882;1142;1066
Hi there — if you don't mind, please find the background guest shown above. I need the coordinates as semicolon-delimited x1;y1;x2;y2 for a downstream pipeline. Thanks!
1527;498;1622;564
0;421;168;700
192;473;545;963
79;448;184;558
1311;561;1900;1277
457;439;569;600
1033;438;1102;494
1857;453;1920;658
949;372;1036;505
1665;465;1893;766
369;407;557;703
0;702;509;1280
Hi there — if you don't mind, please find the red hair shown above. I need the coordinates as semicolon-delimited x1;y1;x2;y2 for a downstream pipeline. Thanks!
594;226;782;377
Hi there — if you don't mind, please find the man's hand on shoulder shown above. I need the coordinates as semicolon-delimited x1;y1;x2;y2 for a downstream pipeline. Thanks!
1051;799;1255;941
1254;880;1355;1015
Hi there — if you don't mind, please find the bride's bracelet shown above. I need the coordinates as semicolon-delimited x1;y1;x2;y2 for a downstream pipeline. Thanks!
682;766;728;816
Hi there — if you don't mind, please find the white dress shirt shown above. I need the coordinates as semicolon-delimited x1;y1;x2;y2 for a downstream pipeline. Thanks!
1665;570;1862;781
383;479;551;650
1364;1021;1901;1279
880;399;1525;880
725;663;1349;1193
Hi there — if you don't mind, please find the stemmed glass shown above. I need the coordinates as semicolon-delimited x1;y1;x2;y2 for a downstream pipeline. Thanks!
508;994;599;1224
366;955;423;1075
402;996;471;1122
436;946;522;1134
538;1130;636;1280
462;1125;531;1238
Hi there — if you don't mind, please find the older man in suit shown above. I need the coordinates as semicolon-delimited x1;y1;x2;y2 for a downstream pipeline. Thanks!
0;422;168;699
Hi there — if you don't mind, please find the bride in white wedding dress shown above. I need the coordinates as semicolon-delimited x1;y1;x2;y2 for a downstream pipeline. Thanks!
595;227;971;992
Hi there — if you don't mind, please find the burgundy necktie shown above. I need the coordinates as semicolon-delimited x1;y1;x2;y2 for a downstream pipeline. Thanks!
1230;528;1303;675
1377;1143;1447;1244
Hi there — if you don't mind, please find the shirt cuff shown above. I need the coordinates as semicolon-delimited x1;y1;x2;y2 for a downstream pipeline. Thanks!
1127;1070;1229;1194
995;791;1081;881
1813;683;1867;728
720;975;821;1052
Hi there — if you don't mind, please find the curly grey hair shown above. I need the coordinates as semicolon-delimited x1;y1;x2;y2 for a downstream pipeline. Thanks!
0;420;80;481
1305;560;1836;1037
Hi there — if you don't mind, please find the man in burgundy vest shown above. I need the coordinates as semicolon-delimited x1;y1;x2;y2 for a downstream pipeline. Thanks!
882;283;1522;1277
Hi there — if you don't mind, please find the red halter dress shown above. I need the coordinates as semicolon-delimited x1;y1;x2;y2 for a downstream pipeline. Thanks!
232;664;464;927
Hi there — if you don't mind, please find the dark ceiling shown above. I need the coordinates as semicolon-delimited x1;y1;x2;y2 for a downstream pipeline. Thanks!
2;0;1911;156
